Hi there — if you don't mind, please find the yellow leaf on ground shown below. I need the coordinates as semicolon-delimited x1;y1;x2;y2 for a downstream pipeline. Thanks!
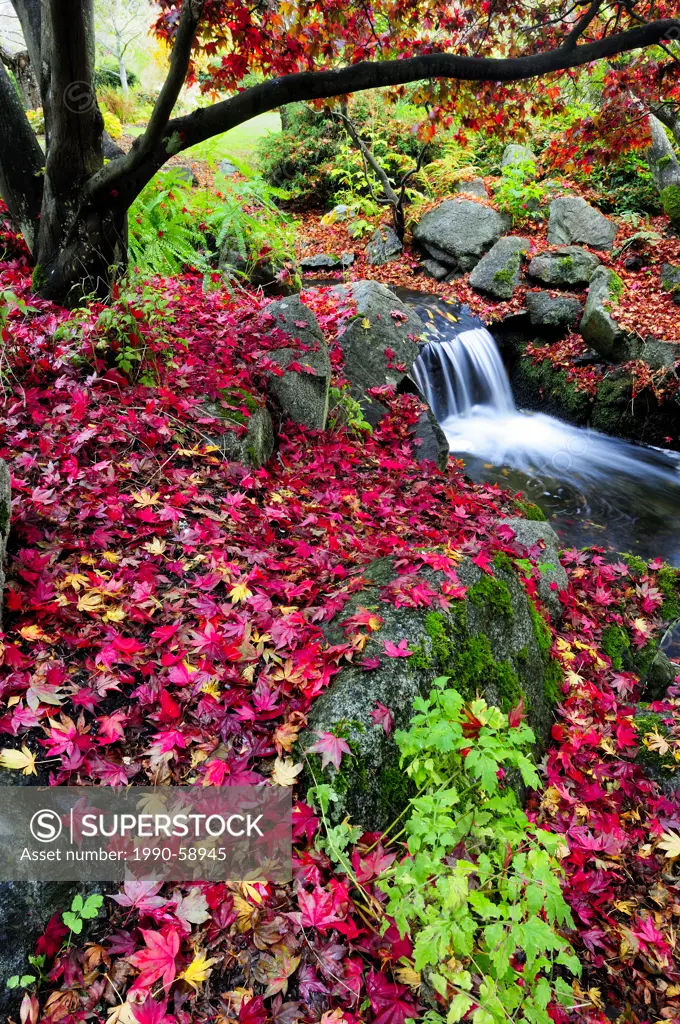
144;537;167;556
131;489;160;508
271;758;303;787
229;582;252;604
77;591;105;613
0;744;37;775
178;951;220;991
103;606;127;623
658;831;680;859
19;624;54;643
395;966;421;989
361;318;371;329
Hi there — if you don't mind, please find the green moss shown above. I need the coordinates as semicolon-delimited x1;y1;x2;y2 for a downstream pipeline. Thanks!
657;564;680;622
634;712;677;775
621;553;648;578
468;575;514;622
493;262;518;286
658;155;674;169
661;184;680;227
493;552;516;573
376;761;416;820
557;255;574;273
633;637;658;678
601;624;630;671
607;271;624;301
528;601;552;656
31;264;47;292
514;499;547;522
543;657;563;706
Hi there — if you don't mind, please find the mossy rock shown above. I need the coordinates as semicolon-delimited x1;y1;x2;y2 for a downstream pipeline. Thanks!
633;708;679;794
201;390;275;469
300;552;561;829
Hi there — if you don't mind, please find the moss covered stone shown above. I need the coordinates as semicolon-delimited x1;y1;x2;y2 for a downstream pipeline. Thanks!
601;623;630;670
301;551;559;828
633;709;678;791
514;499;547;522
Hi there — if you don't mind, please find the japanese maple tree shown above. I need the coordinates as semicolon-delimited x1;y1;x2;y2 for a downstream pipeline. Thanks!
0;0;678;304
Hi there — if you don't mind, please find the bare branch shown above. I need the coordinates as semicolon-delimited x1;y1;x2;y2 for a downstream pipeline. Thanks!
563;0;603;49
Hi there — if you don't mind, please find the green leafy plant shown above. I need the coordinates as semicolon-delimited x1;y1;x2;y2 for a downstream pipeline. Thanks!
6;954;46;991
128;169;210;277
493;159;547;224
327;385;373;435
62;892;104;938
378;680;579;1024
95;281;175;381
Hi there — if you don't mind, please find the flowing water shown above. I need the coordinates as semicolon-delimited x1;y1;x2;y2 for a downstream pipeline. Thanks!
403;290;680;567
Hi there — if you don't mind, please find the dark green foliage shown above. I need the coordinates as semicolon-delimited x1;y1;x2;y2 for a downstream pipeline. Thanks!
601;624;630;670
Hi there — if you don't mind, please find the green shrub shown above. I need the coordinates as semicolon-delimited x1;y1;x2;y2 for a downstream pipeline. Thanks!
587;155;662;217
378;679;579;1024
493;158;547;224
257;104;341;205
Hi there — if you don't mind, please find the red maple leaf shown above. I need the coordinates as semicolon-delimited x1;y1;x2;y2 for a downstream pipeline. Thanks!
133;997;173;1024
127;928;180;992
365;969;422;1024
383;639;412;658
35;913;69;960
305;731;352;770
370;702;394;736
297;885;345;930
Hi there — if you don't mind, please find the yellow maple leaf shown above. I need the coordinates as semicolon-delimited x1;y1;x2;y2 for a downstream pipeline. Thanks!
271;758;303;787
658;830;680;859
229;582;253;604
178;951;220;991
361;317;371;329
201;679;222;699
644;729;671;756
131;489;160;508
103;606;127;623
394;966;421;989
232;893;258;932
102;551;120;563
19;624;54;643
144;537;167;556
60;573;90;592
0;744;37;775
77;591;105;613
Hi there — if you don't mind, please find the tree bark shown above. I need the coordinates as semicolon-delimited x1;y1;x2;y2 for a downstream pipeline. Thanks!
646;112;680;192
0;47;41;109
0;59;44;252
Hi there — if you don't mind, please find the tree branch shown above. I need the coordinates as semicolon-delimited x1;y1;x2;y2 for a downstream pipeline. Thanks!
87;16;680;206
562;0;603;49
123;0;205;171
334;110;401;207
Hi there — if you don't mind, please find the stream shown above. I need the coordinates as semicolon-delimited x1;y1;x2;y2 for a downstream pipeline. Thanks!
403;290;680;568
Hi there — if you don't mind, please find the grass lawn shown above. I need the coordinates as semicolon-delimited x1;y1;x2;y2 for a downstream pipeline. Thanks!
185;112;281;167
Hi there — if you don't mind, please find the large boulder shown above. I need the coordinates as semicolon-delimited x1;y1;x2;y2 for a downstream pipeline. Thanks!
335;281;424;423
299;253;354;272
579;267;630;360
0;460;9;628
525;291;582;332
661;263;680;299
301;550;562;828
501;144;535;170
261;295;332;428
454;177;489;199
413;199;511;272
468;236;531;299
366;226;403;266
528;246;601;287
498;518;568;622
547;197;618;250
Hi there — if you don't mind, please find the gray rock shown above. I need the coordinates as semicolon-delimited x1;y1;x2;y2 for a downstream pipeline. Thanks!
301;553;560;828
300;252;354;271
468;236;531;300
262;295;331;428
0;460;9;628
501;144;535;169
421;258;449;281
661;263;680;293
335;281;424;423
498;518;568;621
409;403;449;470
423;243;459;267
413;199;512;272
579;267;630;360
0;881;106;1015
328;203;351;222
525;291;582;331
547;197;618;250
366;226;403;266
528;246;601;287
220;247;300;295
455;177;489;198
201;394;275;468
218;159;238;177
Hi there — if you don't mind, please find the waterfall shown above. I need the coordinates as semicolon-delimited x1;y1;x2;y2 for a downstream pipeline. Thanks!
411;327;515;422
